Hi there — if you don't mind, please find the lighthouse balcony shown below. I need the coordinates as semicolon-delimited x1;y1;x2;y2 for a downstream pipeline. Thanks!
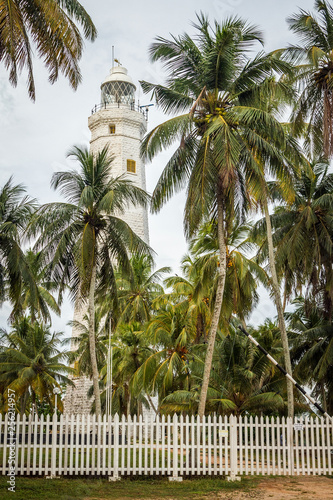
91;101;149;120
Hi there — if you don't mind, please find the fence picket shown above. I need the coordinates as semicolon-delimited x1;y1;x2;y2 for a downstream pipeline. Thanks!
185;415;190;476
224;415;229;475
213;414;217;476
271;417;275;475
310;417;316;475
180;414;184;477
113;414;119;478
326;417;332;474
321;417;326;474
138;414;143;475
305;418;310;475
59;414;63;475
20;414;26;475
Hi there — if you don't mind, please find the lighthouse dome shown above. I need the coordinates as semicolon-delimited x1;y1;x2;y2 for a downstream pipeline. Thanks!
101;66;136;106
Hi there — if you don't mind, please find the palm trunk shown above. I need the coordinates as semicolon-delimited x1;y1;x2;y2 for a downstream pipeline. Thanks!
263;195;294;418
20;391;28;418
198;195;227;418
195;313;204;344
88;263;102;416
127;390;131;417
147;393;158;416
31;390;38;418
321;382;327;413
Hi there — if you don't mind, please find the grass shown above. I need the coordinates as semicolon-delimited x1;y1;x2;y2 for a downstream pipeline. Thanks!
0;475;257;500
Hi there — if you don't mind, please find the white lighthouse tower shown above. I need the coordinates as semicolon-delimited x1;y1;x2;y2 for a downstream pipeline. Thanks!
63;64;150;415
89;64;149;243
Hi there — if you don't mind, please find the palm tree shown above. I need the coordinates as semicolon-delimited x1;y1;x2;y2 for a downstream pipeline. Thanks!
132;304;193;408
190;219;268;327
0;177;39;320
162;320;285;416
68;307;108;379
287;297;333;414
16;249;60;323
0;0;97;100
105;322;152;416
116;254;170;324
141;14;290;417
0;317;73;416
246;79;310;419
161;254;212;345
251;159;333;417
30;145;150;416
280;0;333;158
255;159;333;318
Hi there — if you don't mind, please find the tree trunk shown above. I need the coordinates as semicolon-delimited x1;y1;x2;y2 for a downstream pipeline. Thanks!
321;382;327;413
195;313;204;344
88;263;102;416
31;390;38;418
198;195;227;418
147;393;158;416
263;195;294;418
20;391;28;418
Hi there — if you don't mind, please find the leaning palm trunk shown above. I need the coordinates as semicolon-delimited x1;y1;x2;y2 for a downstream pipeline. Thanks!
88;263;102;416
263;196;294;418
198;196;227;418
323;88;333;158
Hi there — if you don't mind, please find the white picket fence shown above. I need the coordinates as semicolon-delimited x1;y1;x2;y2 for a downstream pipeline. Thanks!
1;413;332;478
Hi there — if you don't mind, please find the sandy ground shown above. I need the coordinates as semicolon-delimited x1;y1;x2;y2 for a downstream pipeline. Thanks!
205;476;333;499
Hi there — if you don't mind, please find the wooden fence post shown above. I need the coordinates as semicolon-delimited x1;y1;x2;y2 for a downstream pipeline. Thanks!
169;414;182;481
109;414;120;481
228;415;240;481
48;412;58;478
287;417;294;476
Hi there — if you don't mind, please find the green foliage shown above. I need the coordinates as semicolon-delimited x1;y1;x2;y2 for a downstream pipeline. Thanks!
254;159;333;316
0;0;97;100
0;318;73;415
116;254;170;324
162;320;286;416
287;297;333;414
282;0;333;157
0;178;40;321
30;146;151;303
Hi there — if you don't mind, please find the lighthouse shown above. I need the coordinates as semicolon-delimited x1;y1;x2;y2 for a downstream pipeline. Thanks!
89;64;149;243
63;64;150;415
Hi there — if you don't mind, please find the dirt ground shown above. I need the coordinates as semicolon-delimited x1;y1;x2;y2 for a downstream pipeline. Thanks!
206;476;333;499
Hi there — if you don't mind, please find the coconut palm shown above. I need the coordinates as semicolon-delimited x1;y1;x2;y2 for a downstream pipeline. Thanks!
0;317;73;416
16;249;60;323
29;145;150;416
0;177;39;320
105;322;152;416
244;74;311;419
287;297;333;414
255;159;333;318
141;14;291;417
190;219;268;326
162;320;285;416
68;307;108;378
132;304;193;407
282;0;333;158
0;0;97;100
116;254;170;324
161;254;212;345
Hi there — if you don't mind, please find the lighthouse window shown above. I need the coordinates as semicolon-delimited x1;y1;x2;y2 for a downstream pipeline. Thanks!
109;124;116;134
127;159;136;173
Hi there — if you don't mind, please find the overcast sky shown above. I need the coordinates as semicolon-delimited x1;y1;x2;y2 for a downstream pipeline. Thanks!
0;0;317;333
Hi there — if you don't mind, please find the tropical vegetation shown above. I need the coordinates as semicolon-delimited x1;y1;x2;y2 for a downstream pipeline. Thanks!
1;1;333;421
